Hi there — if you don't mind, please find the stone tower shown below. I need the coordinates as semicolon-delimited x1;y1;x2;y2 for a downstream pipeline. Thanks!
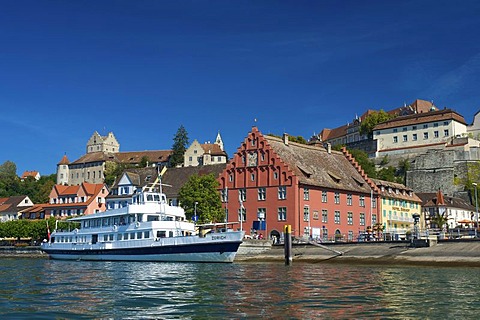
56;154;70;185
86;131;120;154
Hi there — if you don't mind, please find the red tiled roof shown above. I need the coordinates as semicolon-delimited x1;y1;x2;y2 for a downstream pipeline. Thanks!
201;143;227;156
320;124;347;141
21;171;39;179
58;154;70;165
53;182;105;197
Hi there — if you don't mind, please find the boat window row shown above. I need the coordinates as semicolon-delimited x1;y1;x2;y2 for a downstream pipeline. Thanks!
82;216;134;228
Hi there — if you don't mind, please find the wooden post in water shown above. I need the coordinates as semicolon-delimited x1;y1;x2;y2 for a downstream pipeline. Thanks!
284;224;292;265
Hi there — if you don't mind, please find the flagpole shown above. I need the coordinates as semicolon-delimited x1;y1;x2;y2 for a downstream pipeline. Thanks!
224;187;228;230
239;194;244;232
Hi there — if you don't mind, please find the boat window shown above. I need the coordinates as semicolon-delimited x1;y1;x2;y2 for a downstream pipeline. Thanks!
113;217;119;225
123;233;128;240
109;234;114;241
157;231;166;238
117;234;122;241
169;231;174;238
103;235;108;242
137;232;142;239
102;218;110;227
147;215;159;221
130;233;135;240
83;221;89;228
147;194;154;201
144;231;150;239
120;217;126;225
51;237;55;243
154;195;160;201
92;234;98;244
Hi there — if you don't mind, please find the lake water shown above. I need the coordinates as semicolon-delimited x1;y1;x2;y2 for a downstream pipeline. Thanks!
0;257;479;319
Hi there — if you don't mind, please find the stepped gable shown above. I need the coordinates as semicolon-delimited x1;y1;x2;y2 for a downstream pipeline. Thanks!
264;133;372;193
341;147;379;193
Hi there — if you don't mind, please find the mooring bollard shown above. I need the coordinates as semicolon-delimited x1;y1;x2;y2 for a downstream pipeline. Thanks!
284;224;292;265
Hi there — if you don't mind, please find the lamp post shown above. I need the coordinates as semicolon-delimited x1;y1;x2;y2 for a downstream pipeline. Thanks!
473;183;478;238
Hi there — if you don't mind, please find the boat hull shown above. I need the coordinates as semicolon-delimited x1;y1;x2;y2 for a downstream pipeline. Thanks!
41;234;243;263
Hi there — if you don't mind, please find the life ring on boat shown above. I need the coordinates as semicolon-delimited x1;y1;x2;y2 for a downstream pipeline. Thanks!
73;228;78;234
112;225;118;231
135;221;140;228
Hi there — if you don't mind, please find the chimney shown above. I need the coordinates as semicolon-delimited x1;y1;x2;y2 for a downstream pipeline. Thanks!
327;143;331;154
283;133;289;145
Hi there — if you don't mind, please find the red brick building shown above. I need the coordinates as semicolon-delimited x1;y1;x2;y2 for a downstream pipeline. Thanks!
218;127;379;241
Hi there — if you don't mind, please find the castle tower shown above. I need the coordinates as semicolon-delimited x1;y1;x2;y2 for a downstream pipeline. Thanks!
86;131;120;154
56;154;70;185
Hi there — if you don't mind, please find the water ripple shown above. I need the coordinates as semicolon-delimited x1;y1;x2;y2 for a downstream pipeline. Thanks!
0;258;479;319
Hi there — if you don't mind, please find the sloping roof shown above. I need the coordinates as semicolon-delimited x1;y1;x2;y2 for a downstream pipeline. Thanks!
115;150;172;164
58;154;70;165
71;152;114;164
321;124;347;141
201;143;227;156
110;167;158;190
371;178;422;203
417;192;475;211
373;108;466;130
0;196;32;213
71;150;172;165
162;164;227;198
54;182;105;197
21;171;39;179
264;135;372;193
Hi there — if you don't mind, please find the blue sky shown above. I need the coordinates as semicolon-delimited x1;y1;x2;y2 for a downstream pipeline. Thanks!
1;0;479;176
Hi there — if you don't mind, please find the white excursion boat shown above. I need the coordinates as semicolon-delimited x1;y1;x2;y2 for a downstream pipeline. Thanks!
41;189;244;263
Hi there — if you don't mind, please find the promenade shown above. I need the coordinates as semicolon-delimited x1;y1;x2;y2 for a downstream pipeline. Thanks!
236;240;480;267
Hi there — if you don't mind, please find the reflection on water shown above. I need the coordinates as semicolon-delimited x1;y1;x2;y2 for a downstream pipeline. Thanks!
0;257;479;319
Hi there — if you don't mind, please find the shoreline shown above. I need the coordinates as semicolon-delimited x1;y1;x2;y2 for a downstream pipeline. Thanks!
2;241;480;267
235;240;480;267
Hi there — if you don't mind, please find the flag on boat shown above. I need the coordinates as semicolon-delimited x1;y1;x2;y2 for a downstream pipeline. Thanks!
47;220;51;240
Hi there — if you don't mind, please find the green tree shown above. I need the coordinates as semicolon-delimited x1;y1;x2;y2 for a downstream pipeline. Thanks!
397;159;411;185
169;125;189;167
359;110;395;137
288;135;307;144
178;173;223;224
0;160;17;179
348;149;377;178
430;209;449;231
140;156;150;168
377;166;396;182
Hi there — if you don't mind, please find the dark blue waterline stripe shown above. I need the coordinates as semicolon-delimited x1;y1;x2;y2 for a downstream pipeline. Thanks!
43;241;241;256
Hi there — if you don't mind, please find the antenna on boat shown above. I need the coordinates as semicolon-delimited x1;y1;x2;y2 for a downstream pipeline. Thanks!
148;166;168;193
